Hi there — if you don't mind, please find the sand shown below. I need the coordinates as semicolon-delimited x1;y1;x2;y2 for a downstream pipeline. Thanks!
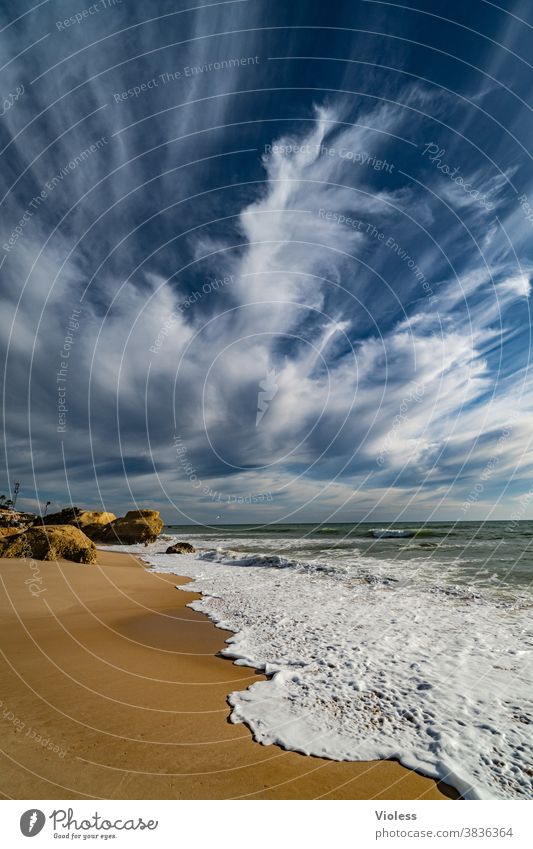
0;550;456;800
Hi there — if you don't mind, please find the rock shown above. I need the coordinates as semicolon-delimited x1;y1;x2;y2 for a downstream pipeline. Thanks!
0;525;97;564
40;508;116;528
77;510;117;527
0;528;24;540
88;510;163;544
165;542;196;554
0;509;35;529
38;507;79;525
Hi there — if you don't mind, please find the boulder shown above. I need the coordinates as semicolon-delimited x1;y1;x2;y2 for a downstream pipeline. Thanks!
77;510;116;527
0;509;35;529
0;525;97;564
165;542;196;554
40;507;116;528
0;527;24;540
88;510;163;544
39;507;82;525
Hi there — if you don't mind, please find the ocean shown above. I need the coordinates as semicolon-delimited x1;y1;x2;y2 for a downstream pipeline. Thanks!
105;521;533;800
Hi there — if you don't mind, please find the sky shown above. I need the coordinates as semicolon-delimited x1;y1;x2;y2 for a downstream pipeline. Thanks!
1;0;532;525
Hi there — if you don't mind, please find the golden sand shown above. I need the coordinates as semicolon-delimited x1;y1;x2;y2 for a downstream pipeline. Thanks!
0;550;456;800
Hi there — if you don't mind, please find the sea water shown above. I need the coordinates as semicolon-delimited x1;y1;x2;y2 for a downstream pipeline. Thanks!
103;521;533;800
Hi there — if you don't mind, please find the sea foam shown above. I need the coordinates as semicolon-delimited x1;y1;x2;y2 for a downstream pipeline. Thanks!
101;539;533;800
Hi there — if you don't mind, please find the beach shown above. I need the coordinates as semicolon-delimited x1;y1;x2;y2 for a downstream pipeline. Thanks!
113;523;531;800
0;549;453;800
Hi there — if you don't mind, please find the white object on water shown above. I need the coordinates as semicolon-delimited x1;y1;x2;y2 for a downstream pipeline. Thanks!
371;528;415;538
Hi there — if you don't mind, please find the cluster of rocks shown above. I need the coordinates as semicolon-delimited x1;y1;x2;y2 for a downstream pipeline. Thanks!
0;506;37;529
0;505;198;565
40;507;116;531
0;525;97;564
0;508;166;565
40;507;163;544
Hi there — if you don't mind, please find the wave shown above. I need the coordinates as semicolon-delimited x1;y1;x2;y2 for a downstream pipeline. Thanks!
198;548;300;570
370;527;451;539
413;528;446;537
370;528;415;538
197;547;403;586
107;538;532;799
194;546;524;600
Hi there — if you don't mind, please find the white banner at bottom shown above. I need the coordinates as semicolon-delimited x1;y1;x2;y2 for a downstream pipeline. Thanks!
1;799;530;848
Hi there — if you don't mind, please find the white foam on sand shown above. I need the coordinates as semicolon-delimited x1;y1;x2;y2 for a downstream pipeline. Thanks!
101;540;533;799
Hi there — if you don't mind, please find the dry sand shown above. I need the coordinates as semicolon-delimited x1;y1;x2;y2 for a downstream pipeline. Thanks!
0;550;457;800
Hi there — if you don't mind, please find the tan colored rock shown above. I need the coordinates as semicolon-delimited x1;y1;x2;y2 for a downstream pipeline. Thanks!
88;510;163;545
0;509;35;528
0;528;23;540
40;508;116;528
77;510;116;527
0;525;97;564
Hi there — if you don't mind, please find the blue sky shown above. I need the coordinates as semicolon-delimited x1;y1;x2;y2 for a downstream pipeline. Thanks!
1;0;532;523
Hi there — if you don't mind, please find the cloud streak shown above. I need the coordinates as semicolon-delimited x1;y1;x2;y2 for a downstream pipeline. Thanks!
1;0;532;522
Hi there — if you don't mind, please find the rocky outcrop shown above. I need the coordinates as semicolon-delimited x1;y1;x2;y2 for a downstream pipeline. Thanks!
165;542;195;554
0;525;97;564
87;510;163;545
39;507;80;525
76;510;117;527
39;507;116;528
0;527;24;540
0;508;36;529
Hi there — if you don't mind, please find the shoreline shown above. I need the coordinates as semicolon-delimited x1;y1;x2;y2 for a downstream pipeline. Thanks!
0;549;457;799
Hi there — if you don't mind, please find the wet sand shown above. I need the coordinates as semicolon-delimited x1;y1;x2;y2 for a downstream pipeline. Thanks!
0;550;457;799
